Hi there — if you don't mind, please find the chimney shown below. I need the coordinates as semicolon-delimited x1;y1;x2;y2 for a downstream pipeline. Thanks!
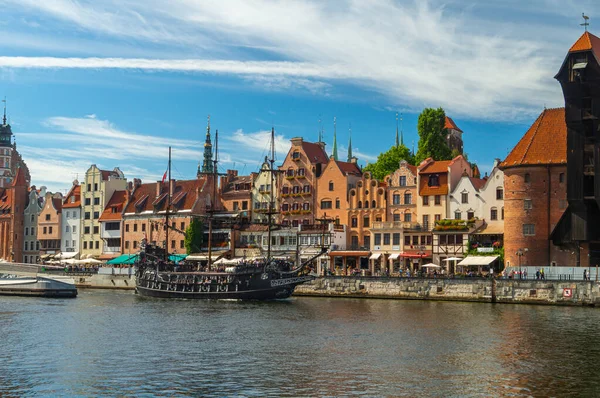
317;141;326;150
350;156;358;164
156;181;161;197
170;179;176;197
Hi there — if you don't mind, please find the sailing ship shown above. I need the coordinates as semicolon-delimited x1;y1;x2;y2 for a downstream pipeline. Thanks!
135;126;323;299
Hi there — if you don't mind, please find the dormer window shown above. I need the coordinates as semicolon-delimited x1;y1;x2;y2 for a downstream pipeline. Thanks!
292;151;300;160
428;174;440;187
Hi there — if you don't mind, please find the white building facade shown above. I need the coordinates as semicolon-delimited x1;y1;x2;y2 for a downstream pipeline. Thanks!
61;182;81;256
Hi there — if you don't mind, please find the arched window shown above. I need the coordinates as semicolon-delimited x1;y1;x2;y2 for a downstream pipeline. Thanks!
496;187;503;200
455;211;461;220
524;173;530;183
364;201;369;209
372;200;376;208
329;181;334;191
358;201;362;209
30;214;34;222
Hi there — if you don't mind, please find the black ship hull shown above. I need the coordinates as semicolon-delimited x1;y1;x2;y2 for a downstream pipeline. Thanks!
135;271;314;300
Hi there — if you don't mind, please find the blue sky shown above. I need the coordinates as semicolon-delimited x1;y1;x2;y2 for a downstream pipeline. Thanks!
0;0;597;193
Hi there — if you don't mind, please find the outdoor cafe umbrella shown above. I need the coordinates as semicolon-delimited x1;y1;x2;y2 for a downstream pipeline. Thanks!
442;257;462;273
421;263;441;268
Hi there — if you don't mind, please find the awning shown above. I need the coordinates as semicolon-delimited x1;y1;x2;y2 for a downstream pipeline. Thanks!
473;224;504;235
329;251;370;257
169;254;187;263
59;251;79;259
388;253;400;260
457;256;498;266
369;253;381;260
186;254;208;261
107;254;139;265
400;251;431;258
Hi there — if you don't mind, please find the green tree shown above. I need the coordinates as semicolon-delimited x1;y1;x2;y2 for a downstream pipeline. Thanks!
184;218;204;254
363;144;414;180
415;107;453;164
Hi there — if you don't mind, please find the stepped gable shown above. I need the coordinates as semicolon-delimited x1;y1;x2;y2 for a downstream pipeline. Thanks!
99;190;127;221
500;108;566;168
63;184;81;208
302;141;328;164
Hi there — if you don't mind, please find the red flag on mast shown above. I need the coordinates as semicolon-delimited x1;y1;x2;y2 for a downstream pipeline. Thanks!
161;169;168;184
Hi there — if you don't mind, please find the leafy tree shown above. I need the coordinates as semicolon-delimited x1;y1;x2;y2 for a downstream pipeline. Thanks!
415;107;453;164
184;218;204;254
363;144;414;181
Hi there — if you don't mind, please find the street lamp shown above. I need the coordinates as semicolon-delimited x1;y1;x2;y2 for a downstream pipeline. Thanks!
516;248;528;279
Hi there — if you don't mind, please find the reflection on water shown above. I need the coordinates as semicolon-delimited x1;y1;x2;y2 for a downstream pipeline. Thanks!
1;290;600;397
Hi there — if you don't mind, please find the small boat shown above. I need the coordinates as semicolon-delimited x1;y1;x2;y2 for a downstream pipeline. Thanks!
0;275;78;298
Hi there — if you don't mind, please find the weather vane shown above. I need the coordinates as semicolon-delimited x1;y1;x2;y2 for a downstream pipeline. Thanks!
581;13;590;32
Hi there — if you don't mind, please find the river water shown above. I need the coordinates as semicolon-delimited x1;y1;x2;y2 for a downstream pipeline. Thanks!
1;290;599;397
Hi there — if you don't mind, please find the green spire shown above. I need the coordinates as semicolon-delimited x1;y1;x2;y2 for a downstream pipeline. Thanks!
318;116;323;142
395;112;399;148
400;112;404;146
332;116;338;160
199;115;213;175
347;125;352;162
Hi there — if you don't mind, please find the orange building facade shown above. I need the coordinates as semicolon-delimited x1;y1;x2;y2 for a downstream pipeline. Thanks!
38;192;63;256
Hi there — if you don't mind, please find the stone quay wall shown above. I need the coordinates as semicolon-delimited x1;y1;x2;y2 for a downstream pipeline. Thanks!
294;277;600;306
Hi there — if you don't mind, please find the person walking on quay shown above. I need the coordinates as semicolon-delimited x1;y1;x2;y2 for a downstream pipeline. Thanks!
540;268;545;280
536;270;540;280
584;269;588;281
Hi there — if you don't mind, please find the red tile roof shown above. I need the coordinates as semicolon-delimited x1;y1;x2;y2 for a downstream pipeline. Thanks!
124;179;207;214
500;108;566;168
99;190;127;221
62;185;81;208
335;160;362;176
444;116;463;133
419;160;452;174
469;177;486;191
419;173;449;196
0;188;11;214
569;31;600;54
407;164;417;176
301;141;328;164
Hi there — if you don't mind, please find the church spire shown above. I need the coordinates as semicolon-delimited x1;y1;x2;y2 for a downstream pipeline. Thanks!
199;115;214;176
318;115;323;142
2;97;6;125
395;112;399;148
332;116;338;161
347;124;352;162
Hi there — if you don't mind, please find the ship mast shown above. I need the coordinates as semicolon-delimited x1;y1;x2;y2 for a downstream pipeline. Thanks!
207;130;218;271
267;127;275;261
165;146;171;262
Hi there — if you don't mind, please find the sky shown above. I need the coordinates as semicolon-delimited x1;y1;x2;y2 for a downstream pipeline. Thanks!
0;0;598;193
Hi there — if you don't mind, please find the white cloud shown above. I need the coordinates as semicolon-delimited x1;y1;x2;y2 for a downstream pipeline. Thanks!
0;0;585;120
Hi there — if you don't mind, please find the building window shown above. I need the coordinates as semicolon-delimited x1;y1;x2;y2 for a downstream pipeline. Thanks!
45;214;51;221
399;176;406;186
455;211;461;220
351;217;358;228
242;201;248;210
335;199;340;209
412;236;419;245
93;226;99;234
320;200;332;209
405;235;411;245
374;234;381;245
95;241;99;249
84;226;90;234
133;241;138;249
428;174;439;186
372;200;376;208
87;183;91;191
461;192;468;204
404;213;412;222
363;216;370;228
43;227;47;234
435;214;441;223
292;151;300;160
329;181;334;191
496;188;503;200
125;241;130;249
180;222;185;230
559;173;565;183
523;224;535;236
93;197;100;205
393;233;400;245
298;168;306;176
393;194;400;205
141;223;146;232
524;199;532;210
134;224;138;232
423;196;429;206
303;185;310;193
404;193;412;205
84;212;90;220
393;213;400;222
490;208;498;220
94;183;98;191
49;226;53;234
383;233;390;245
467;211;474;220
25;227;28;236
125;224;129;232
85;198;91;206
434;195;441;205
363;235;370;247
171;240;175;249
357;201;362;209
83;242;87;249
93;211;99;219
65;225;70;232
364;201;369;209
524;173;531;183
501;207;504;220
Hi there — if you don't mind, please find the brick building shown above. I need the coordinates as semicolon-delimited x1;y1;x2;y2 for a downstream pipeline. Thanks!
38;192;63;257
444;116;464;155
500;107;576;268
279;138;328;226
0;167;27;262
386;160;418;222
348;172;387;250
220;169;254;223
122;178;211;255
316;156;362;228
0;111;31;189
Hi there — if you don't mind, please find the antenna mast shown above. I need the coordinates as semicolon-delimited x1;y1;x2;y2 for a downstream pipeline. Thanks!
267;127;275;261
207;130;218;271
165;146;171;261
581;13;590;31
